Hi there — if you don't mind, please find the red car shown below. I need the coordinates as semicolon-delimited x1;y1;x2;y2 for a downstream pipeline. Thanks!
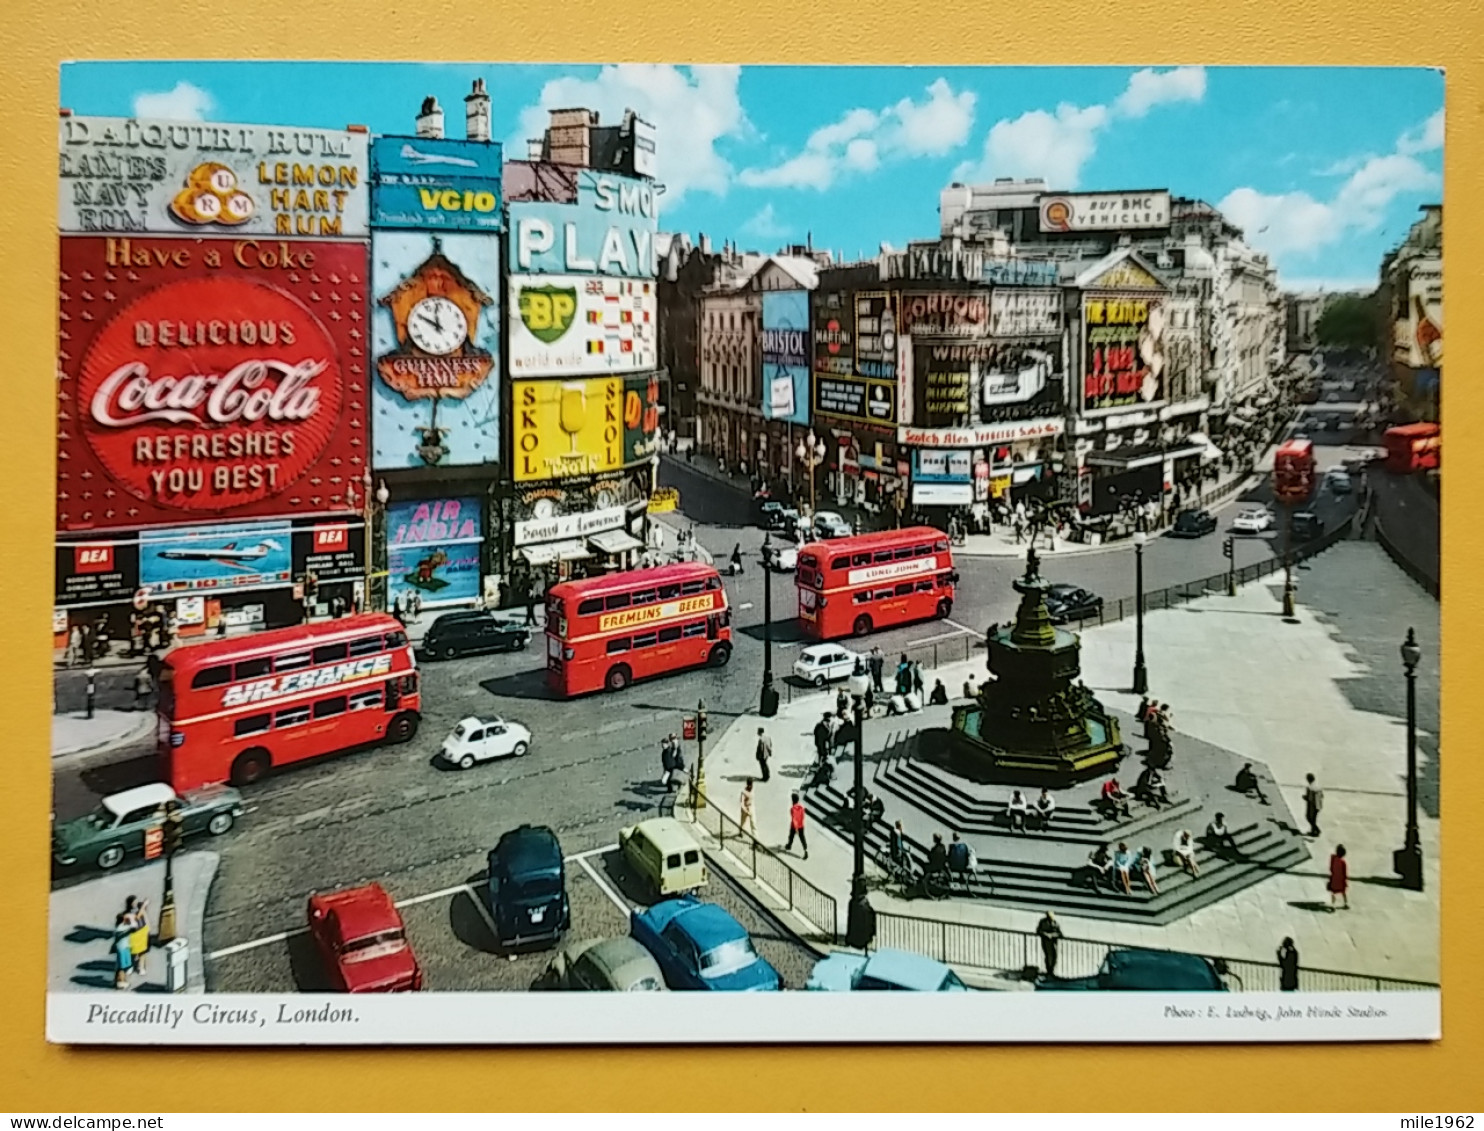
306;883;424;993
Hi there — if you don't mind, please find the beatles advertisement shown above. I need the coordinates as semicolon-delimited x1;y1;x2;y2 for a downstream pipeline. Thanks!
386;497;483;608
370;136;503;232
761;290;810;425
508;274;657;376
508;169;658;280
138;520;294;597
372;231;502;469
57;236;370;533
59;116;369;238
1082;294;1167;412
55;537;141;607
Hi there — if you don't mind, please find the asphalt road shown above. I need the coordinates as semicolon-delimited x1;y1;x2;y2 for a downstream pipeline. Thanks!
50;377;1382;993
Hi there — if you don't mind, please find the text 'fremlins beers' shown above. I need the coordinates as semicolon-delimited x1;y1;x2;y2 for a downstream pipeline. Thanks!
58;236;367;532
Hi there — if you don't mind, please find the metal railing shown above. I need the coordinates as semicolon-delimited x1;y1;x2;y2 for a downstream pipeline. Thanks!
873;909;1438;993
683;789;840;942
1373;514;1440;599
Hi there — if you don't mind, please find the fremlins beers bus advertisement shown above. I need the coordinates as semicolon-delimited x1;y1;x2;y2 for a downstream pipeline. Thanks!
57;236;369;533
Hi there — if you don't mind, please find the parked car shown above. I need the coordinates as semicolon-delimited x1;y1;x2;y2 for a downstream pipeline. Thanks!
618;817;707;900
1327;470;1353;495
810;511;853;539
418;611;530;661
765;543;799;572
306;882;423;992
754;497;800;534
806;947;971;992
487;824;570;950
537;936;668;992
1035;947;1228;992
440;715;532;769
1230;507;1275;534
1290;511;1323;541
793;643;864;687
629;896;782;992
1168;509;1218;538
1042;584;1103;625
52;781;243;871
1324;391;1341;403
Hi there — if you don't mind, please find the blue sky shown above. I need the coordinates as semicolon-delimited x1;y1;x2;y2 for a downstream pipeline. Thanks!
60;63;1443;291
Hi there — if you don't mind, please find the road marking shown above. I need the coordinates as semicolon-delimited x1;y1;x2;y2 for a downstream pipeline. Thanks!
737;602;755;610
577;855;632;916
205;844;621;961
943;618;979;638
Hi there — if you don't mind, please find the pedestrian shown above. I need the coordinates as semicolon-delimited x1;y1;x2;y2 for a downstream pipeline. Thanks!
754;727;772;783
67;625;83;668
895;655;911;696
812;713;832;765
739;779;756;837
911;661;924;698
785;792;808;859
112;912;134;990
1036;911;1063;977
836;687;850;718
125;896;150;980
1277;937;1300;991
1007;789;1030;833
392;592;406;625
1173;829;1200;877
1204;812;1241;856
1327;844;1349;911
1234;763;1270;805
1303;773;1323;837
133;666;152;711
729;543;743;576
1112;842;1136;895
863;684;876;718
660;734;677;788
1032;787;1057;832
1137;847;1160;894
928;679;949;706
868;647;884;693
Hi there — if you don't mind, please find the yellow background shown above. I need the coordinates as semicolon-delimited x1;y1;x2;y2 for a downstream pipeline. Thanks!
4;1;1481;1112
512;376;625;482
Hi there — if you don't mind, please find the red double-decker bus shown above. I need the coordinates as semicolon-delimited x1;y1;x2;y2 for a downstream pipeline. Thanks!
545;563;732;696
157;613;422;791
1273;438;1317;503
1383;422;1440;474
796;526;957;640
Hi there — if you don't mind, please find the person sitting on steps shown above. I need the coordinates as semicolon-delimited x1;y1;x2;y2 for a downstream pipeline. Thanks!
1234;763;1270;805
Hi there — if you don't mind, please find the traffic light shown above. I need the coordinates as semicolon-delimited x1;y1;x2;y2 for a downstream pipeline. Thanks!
697;710;709;742
1222;537;1234;560
161;802;185;857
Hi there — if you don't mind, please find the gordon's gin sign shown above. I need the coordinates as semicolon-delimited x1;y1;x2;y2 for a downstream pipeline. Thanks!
59;237;368;532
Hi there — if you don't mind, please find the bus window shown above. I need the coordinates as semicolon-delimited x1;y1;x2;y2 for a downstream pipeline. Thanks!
894;547;914;560
706;577;722;591
313;696;347;719
234;657;272;681
400;673;418;695
275;705;311;729
916;580;934;592
913;544;932;557
707;616;719;640
192;664;232;690
385;679;401;710
682;622;707;638
681;580;705;596
578;597;603;616
658;626;682;644
935;539;949;552
275;651;312;673
851;553;871;567
313;642;348;665
632;589;658;606
606;637;632;654
605;593;631;611
875;589;895;601
659;584;681;600
873;550;893;564
633;632;658;649
384;631;408;649
234;713;271;738
854;591;872;605
349;689;383;711
895;582;914;596
348;635;383;658
831;556;850;570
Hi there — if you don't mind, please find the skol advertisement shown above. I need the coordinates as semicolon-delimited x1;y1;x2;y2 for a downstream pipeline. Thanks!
1083;295;1168;412
138;520;294;598
372;232;502;469
370;136;503;232
55;537;141;607
386;497;482;607
508;169;659;279
59;116;369;238
511;374;660;482
897;291;991;339
508;275;657;376
58;236;369;533
761;290;810;425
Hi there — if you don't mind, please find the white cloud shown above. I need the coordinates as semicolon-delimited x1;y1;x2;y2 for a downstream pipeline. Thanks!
1277;276;1380;294
1114;66;1207;119
740;203;789;240
1397;107;1444;155
510;65;749;207
954;67;1204;189
738;78;976;192
132;81;214;122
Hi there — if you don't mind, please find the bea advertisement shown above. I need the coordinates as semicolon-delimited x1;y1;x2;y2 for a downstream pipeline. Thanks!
385;497;482;608
761;290;810;425
57;236;370;533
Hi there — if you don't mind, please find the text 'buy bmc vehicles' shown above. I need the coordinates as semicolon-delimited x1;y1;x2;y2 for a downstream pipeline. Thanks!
544;562;732;696
795;526;957;640
157;612;422;790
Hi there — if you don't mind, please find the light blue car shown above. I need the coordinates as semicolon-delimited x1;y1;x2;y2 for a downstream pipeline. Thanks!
806;947;971;992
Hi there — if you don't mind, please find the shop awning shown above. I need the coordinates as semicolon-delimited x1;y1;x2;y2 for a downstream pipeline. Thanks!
1085;443;1206;471
1187;432;1224;462
589;529;645;555
1011;464;1043;485
518;540;592;566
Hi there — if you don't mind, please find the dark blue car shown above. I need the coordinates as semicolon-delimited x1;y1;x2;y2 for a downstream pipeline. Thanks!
629;896;781;991
1035;947;1228;991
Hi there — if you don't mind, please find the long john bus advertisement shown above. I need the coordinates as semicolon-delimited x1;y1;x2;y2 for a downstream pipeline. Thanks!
57;236;369;533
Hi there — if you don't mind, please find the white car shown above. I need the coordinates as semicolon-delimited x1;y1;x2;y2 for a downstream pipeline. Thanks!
1230;508;1275;534
811;511;853;539
793;644;863;687
766;544;798;572
440;716;532;769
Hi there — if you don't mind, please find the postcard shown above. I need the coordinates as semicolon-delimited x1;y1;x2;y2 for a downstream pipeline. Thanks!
47;61;1441;1044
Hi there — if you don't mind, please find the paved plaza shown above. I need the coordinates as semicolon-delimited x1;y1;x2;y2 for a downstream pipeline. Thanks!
698;539;1440;983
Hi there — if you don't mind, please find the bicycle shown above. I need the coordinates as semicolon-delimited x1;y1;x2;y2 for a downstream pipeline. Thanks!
873;846;916;890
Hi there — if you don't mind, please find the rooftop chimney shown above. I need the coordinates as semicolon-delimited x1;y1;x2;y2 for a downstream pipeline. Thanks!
527;139;544;160
464;78;491;143
416;97;444;139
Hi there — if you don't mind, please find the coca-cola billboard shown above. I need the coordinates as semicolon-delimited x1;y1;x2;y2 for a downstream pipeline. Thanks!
58;236;368;532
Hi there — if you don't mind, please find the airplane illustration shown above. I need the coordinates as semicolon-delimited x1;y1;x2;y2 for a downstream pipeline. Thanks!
399;143;478;168
156;540;283;571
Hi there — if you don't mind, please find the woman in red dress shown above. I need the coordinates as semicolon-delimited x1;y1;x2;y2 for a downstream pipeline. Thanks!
1327;844;1349;910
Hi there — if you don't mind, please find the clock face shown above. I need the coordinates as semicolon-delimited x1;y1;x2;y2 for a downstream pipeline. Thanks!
407;296;469;356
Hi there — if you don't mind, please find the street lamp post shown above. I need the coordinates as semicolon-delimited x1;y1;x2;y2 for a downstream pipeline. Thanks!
1282;504;1297;619
1393;627;1424;891
845;698;876;949
359;473;391;613
760;532;778;717
796;430;826;520
1132;531;1148;695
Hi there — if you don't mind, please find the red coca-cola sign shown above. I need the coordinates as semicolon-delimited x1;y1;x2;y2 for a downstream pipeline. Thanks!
59;237;368;532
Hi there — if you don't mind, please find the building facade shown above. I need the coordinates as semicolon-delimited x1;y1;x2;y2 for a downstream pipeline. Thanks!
1379;204;1442;424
